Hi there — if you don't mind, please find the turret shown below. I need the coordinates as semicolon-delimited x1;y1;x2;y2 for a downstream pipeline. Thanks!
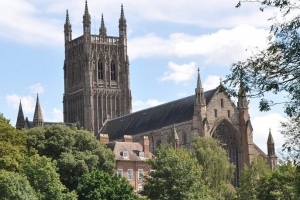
171;126;179;149
16;100;25;130
119;4;127;38
33;94;44;127
83;0;91;35
195;68;206;106
64;10;72;42
267;129;277;170
99;14;107;36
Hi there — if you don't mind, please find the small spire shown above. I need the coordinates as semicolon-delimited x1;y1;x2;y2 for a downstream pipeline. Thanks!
66;10;70;24
33;93;44;127
83;0;91;25
99;14;107;35
16;100;25;129
195;68;205;105
119;4;126;27
267;128;274;144
197;68;201;89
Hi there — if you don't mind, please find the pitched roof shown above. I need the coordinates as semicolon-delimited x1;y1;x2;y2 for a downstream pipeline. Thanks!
107;141;152;161
101;89;217;140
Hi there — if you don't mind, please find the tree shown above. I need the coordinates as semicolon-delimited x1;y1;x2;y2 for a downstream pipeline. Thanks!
21;154;77;200
237;156;271;200
256;163;297;200
225;0;300;118
0;115;27;171
0;170;38;200
76;170;138;200
192;137;236;199
140;145;210;200
26;124;115;191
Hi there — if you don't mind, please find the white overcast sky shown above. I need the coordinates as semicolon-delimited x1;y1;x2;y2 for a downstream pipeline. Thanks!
0;0;287;154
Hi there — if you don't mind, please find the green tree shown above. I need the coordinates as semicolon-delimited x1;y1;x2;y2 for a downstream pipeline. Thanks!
0;115;27;171
192;137;236;199
21;154;77;200
257;163;297;200
26;124;115;191
0;170;38;200
237;156;270;200
76;170;137;200
140;145;210;200
225;0;300;118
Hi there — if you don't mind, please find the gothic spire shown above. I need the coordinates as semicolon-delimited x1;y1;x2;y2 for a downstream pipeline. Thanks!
119;4;127;34
99;14;107;35
65;9;70;24
16;100;25;130
267;128;274;144
83;0;91;25
33;93;44;127
64;9;72;41
195;68;205;105
237;80;248;109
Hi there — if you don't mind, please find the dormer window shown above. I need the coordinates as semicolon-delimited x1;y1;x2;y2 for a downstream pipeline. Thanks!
122;151;129;158
139;151;144;158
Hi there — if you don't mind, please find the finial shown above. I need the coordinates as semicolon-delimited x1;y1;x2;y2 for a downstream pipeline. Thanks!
100;13;107;35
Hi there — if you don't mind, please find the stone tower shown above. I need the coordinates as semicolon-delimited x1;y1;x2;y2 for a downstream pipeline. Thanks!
63;1;132;135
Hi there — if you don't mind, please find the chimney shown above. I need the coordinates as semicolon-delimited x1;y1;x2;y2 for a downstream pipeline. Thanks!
141;136;150;158
99;134;109;144
123;135;133;142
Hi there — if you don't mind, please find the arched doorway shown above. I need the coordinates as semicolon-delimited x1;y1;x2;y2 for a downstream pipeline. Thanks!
212;122;239;187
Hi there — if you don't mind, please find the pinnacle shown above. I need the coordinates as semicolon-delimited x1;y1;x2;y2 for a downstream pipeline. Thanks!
267;128;274;144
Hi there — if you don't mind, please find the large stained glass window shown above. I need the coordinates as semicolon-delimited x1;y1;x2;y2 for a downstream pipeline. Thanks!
212;122;239;187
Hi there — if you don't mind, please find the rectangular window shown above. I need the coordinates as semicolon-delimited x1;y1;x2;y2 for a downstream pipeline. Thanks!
139;151;144;158
117;169;123;177
227;110;230;118
127;169;133;180
221;99;224;107
123;151;129;158
138;169;144;181
138;184;143;192
214;109;217;117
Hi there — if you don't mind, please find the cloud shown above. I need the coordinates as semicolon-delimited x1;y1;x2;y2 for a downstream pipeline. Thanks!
128;25;269;63
178;92;187;98
28;83;44;94
133;99;165;112
6;94;35;114
159;61;197;83
252;113;287;154
202;75;223;91
44;108;63;122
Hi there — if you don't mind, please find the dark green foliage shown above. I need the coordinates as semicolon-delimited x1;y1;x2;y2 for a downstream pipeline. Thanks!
21;154;76;200
0;115;27;171
0;170;38;200
141;145;210;200
192;137;236;199
76;170;138;200
225;0;300;118
26;124;115;191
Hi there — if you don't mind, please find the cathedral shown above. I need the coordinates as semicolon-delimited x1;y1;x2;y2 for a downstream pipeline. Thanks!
16;1;277;187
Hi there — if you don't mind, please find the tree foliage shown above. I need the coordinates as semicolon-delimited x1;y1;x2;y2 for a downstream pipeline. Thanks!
25;124;115;191
21;154;76;200
141;145;210;200
192;137;236;199
76;170;137;200
0;115;27;171
237;156;271;199
225;0;300;118
0;170;38;200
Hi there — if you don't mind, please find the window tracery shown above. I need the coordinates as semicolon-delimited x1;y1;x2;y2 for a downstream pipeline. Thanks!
212;122;239;187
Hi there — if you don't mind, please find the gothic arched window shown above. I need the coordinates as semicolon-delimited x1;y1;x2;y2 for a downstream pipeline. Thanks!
98;60;103;80
111;61;116;81
212;122;239;187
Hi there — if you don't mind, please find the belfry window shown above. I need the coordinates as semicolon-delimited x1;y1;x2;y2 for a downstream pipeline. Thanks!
98;60;103;80
111;61;116;80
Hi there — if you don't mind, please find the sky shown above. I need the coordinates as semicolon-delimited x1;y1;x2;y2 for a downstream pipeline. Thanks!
0;0;288;154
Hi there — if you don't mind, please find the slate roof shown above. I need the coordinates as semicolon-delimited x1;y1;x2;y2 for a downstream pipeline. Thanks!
107;141;152;161
101;88;217;140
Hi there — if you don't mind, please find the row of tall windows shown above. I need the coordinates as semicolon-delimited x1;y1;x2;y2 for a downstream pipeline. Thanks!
97;60;116;81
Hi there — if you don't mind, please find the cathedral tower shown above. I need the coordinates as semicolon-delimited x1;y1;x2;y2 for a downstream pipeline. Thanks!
63;1;132;135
